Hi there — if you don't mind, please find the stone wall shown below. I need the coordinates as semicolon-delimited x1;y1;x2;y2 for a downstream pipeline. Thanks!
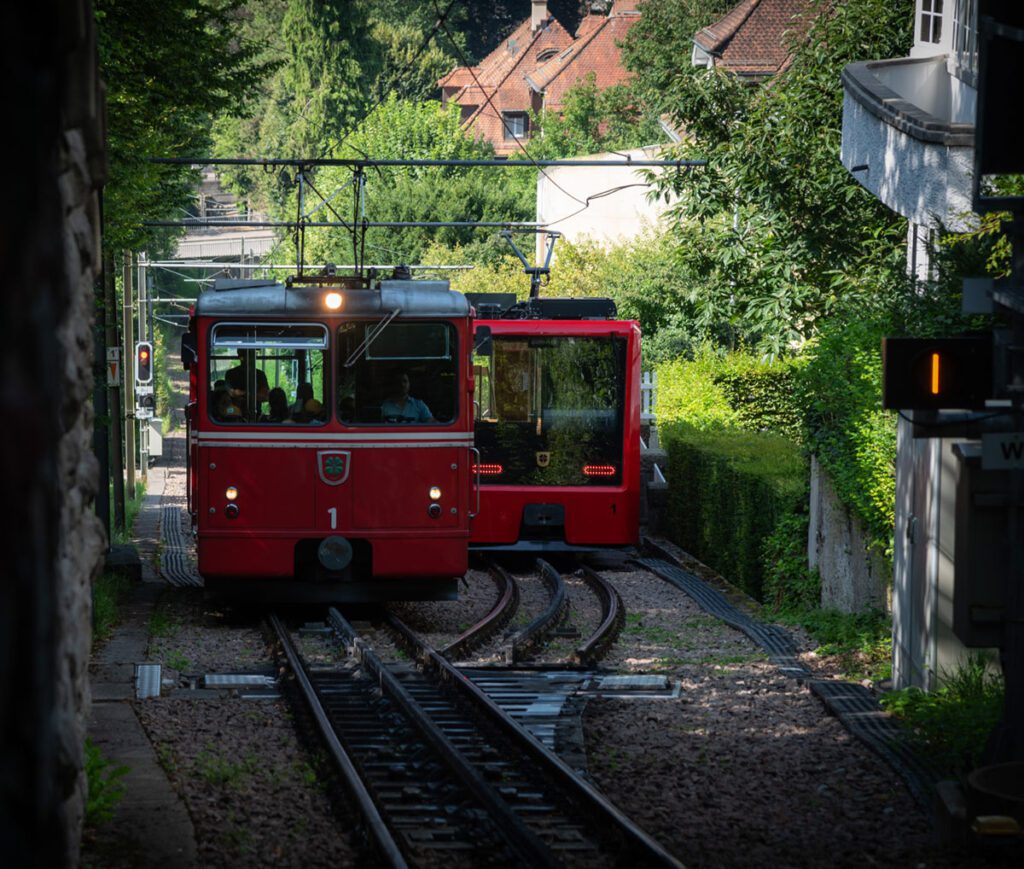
808;455;889;613
0;2;106;865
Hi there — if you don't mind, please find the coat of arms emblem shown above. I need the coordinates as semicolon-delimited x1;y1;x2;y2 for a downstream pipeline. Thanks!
317;450;351;485
536;451;551;468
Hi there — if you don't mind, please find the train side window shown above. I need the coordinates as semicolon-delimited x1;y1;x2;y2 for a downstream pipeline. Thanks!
208;323;329;425
337;321;458;425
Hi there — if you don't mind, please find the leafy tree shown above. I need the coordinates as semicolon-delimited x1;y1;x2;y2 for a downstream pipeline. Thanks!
296;95;534;267
622;0;915;356
96;0;273;254
527;75;663;160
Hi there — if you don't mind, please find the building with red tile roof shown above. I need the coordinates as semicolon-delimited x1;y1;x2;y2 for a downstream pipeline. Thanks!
691;0;813;79
439;1;641;155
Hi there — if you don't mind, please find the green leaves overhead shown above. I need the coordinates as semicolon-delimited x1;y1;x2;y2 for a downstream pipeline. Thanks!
622;0;915;355
96;0;274;254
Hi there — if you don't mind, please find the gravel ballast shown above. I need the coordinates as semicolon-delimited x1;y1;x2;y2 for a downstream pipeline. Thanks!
91;383;1015;866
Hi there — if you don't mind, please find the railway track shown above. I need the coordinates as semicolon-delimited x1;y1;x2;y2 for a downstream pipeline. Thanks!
270;607;681;868
440;558;625;669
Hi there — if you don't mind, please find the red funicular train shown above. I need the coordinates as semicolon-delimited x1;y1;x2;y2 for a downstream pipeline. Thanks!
182;272;477;601
467;294;641;552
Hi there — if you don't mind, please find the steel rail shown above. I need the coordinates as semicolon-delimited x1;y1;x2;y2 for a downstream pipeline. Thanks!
326;608;562;869
440;560;519;661
571;565;625;667
385;611;685;868
506;558;568;663
267;614;407;869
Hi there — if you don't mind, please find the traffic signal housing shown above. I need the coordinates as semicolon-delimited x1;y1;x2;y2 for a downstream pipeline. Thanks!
882;335;993;410
135;341;154;385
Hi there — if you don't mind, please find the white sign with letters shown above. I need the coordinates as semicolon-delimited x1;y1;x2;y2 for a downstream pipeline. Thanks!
982;432;1024;470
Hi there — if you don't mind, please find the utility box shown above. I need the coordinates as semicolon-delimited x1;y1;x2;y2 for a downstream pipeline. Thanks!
148;419;163;460
952;443;1010;648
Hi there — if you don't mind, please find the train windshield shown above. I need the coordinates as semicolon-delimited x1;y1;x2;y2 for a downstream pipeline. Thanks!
336;321;458;425
208;323;329;424
474;335;626;486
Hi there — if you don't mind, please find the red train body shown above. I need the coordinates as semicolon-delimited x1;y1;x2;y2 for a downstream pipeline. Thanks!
468;296;641;552
183;276;476;601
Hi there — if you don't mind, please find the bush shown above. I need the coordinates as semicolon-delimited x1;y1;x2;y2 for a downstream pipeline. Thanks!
655;344;804;438
761;512;819;613
663;420;805;600
881;654;1004;777
84;738;129;827
797;318;897;559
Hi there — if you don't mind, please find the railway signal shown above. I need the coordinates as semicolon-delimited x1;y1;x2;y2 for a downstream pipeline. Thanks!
135;341;154;385
881;335;993;411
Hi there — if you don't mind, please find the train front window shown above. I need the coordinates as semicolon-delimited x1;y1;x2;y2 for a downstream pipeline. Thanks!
208;323;328;425
337;321;457;425
474;335;626;485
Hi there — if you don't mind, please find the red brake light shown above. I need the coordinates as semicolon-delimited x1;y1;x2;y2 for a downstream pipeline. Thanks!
473;463;503;475
583;464;616;477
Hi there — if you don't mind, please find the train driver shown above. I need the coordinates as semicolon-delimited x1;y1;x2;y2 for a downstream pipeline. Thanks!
381;370;434;424
225;349;269;409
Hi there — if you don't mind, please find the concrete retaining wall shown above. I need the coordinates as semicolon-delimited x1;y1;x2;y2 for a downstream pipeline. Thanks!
808;455;889;613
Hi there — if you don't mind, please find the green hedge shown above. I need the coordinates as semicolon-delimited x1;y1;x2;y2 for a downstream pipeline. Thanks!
654;345;803;439
663;421;806;600
796;319;896;559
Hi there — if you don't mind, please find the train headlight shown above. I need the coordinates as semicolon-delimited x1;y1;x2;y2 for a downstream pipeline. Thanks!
324;292;343;311
225;503;240;519
225;486;239;501
429;486;442;501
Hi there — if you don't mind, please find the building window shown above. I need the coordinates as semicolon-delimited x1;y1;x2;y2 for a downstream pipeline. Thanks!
953;0;977;80
920;0;944;44
502;112;529;141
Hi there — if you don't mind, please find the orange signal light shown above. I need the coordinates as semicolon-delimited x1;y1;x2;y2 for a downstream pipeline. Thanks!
930;352;940;395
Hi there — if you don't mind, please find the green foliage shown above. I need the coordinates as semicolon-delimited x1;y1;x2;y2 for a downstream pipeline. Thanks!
760;512;819;614
92;572;131;645
96;0;274;254
622;0;914;355
662;420;805;599
797;317;897;557
788;608;892;682
212;0;466;212
881;655;1004;777
528;75;662;160
295;95;533;266
84;738;130;827
654;345;803;438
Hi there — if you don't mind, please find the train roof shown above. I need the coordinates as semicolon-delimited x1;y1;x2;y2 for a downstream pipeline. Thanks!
193;278;470;319
464;293;617;320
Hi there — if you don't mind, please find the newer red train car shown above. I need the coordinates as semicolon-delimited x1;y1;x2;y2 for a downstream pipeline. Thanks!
467;295;641;552
182;273;476;601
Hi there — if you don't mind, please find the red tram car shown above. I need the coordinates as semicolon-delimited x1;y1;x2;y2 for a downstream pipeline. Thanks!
468;295;641;551
182;274;476;601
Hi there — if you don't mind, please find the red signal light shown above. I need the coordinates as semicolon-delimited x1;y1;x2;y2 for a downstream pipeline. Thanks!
583;464;616;477
135;341;154;384
472;463;504;475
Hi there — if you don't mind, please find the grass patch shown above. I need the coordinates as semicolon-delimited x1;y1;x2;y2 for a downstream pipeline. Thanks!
163;649;190;673
149;603;180;638
776;607;892;682
84;738;129;827
881;655;1004;778
109;480;147;546
92;572;131;645
195;749;258;789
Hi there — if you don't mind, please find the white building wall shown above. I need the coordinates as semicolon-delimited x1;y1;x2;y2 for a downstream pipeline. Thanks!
535;146;674;261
